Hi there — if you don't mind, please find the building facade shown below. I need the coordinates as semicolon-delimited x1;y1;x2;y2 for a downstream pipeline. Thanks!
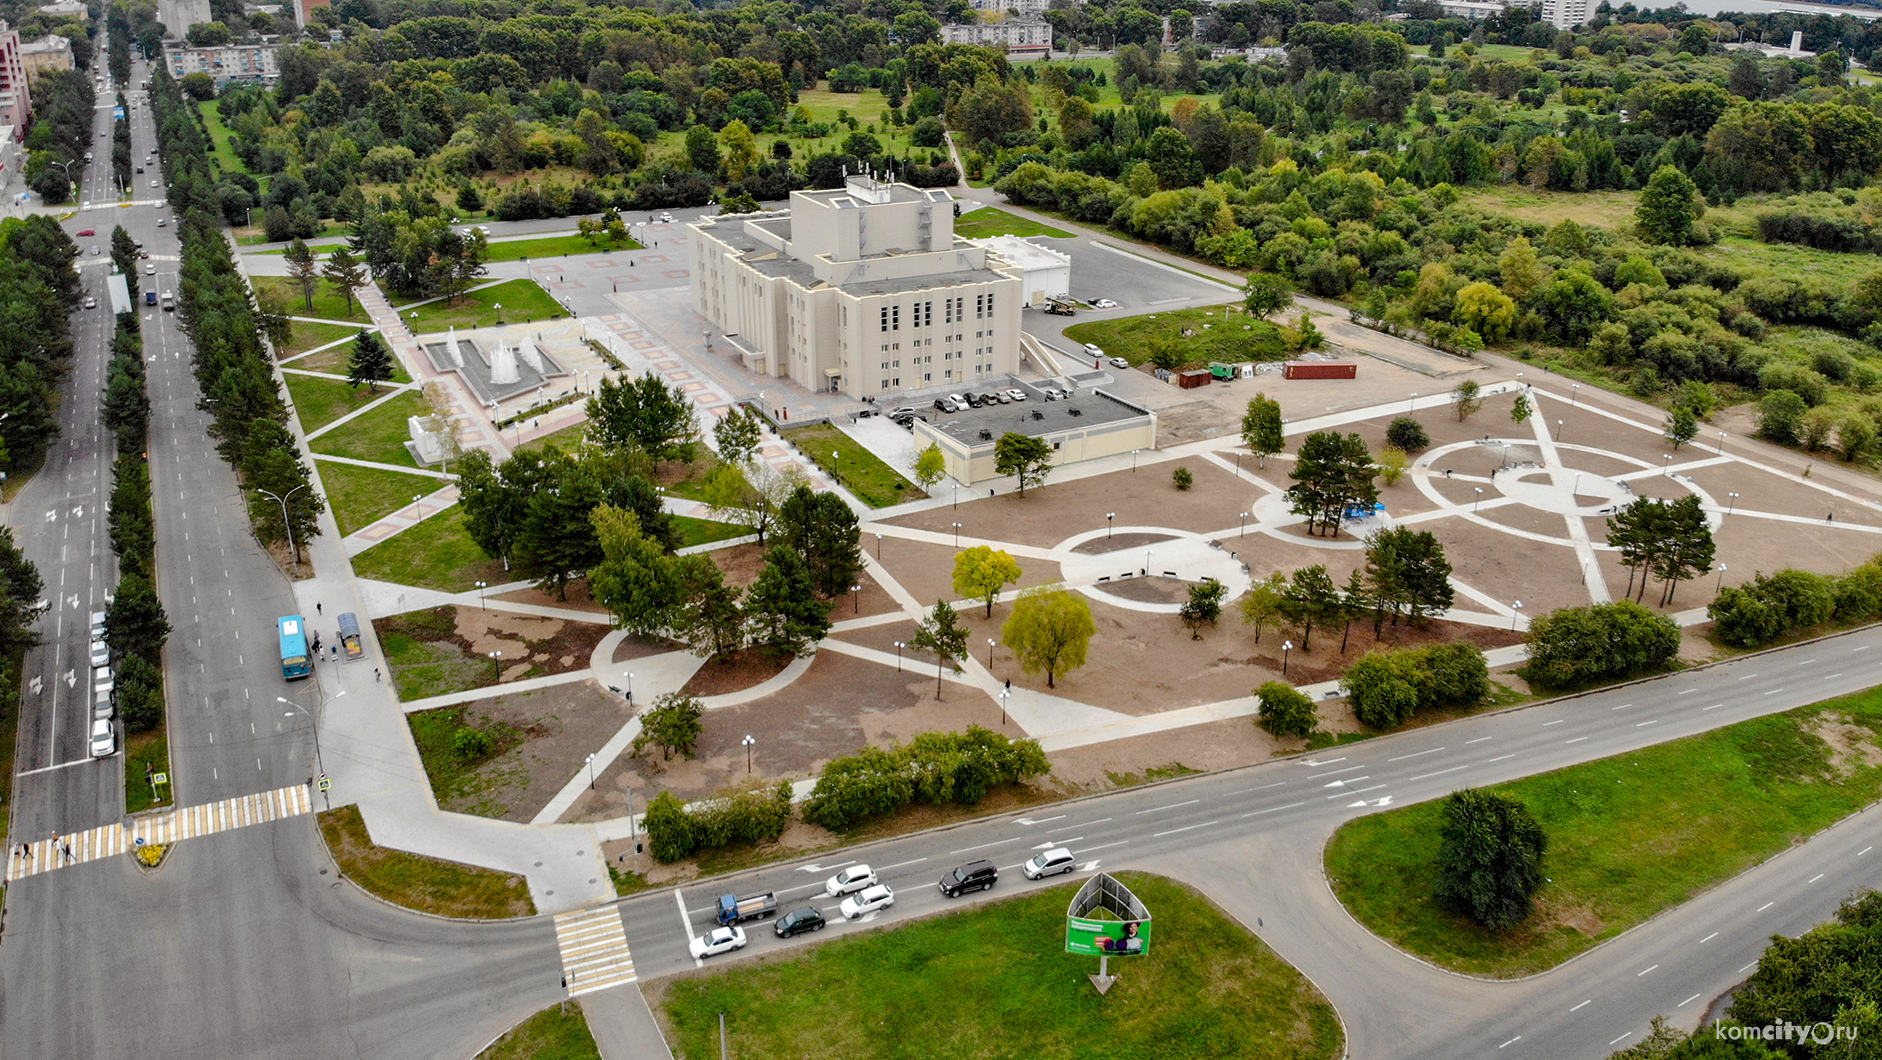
941;18;1052;50
163;42;279;82
19;34;72;83
157;0;211;38
0;24;31;136
1540;0;1591;30
692;175;1025;400
911;390;1157;485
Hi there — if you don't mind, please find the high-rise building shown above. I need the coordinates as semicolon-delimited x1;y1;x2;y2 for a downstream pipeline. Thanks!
157;0;211;38
692;175;1025;400
1541;0;1592;31
0;23;32;137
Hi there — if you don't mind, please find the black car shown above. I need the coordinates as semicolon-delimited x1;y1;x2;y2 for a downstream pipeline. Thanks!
774;906;827;938
938;859;999;898
964;393;985;408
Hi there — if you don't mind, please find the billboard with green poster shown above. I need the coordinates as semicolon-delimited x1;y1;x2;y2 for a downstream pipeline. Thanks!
1065;873;1153;957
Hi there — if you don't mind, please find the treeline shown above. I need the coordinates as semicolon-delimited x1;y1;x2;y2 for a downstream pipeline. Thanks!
1707;554;1882;649
0;215;78;476
100;307;169;734
145;67;325;565
22;70;95;205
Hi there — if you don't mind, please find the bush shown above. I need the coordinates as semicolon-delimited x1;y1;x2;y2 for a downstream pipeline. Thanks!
1343;643;1490;730
644;790;696;862
1433;789;1547;931
1521;600;1680;687
803;727;1048;831
1172;466;1193;490
1386;416;1430;451
1708;567;1842;648
1255;680;1318;738
452;727;493;760
688;780;794;849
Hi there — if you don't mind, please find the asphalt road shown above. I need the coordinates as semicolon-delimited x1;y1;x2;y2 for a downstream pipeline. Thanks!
617;625;1882;1058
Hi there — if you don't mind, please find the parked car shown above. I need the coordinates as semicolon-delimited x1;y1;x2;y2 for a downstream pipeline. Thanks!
945;394;967;411
1003;388;1028;402
984;392;1008;405
933;397;957;414
825;864;878;897
89;718;115;758
83;297;96;309
144;263;154;274
1110;357;1130;369
774;907;827;938
76;228;94;237
1022;847;1078;880
149;179;158;188
156;217;166;227
92;688;113;720
1091;298;1118;309
90;610;107;638
964;393;985;408
839;884;895;920
716;891;777;925
89;246;100;255
688;925;747;959
888;406;920;419
938;860;999;898
891;413;922;430
1082;343;1104;356
89;639;109;668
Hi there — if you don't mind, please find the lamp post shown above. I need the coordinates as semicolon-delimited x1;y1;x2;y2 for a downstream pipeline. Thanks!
1557;418;1565;444
474;580;487;608
1726;492;1740;518
494;302;502;324
1408;392;1418;413
586;752;596;790
952;521;962;547
1143;548;1152;577
1132;449;1140;472
626;672;634;703
1663;454;1672;477
832;448;841;483
1511;600;1523;630
894;641;905;671
998;686;1010;727
851;584;861;614
1716;563;1728;594
874;532;882;558
279;698;329;810
1719;430;1729;455
255;482;309;565
987;637;995;669
1281;639;1292;676
952;484;960;509
1571;383;1581;406
742;734;756;774
1239;511;1249;537
1106;511;1115;538
1474;487;1484;512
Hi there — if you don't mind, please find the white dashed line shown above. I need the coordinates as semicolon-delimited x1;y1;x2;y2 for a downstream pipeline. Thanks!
1485;754;1516;764
1152;821;1218;838
1679;994;1702;1007
1242;802;1305;817
1636;720;1658;727
1570;1000;1592;1012
1809;874;1825;883
1499;1036;1522;1049
1466;736;1494;744
1757;902;1774;912
1700;932;1718;943
1565;737;1588;744
1637;965;1657;976
1387;747;1446;762
1543;720;1564;726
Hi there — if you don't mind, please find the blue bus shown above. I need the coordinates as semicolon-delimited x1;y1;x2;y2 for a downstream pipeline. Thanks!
278;616;311;679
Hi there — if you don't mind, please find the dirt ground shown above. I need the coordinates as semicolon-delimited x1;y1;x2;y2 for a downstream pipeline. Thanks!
452;681;638;823
491;579;612;614
680;647;791;697
454;606;605;681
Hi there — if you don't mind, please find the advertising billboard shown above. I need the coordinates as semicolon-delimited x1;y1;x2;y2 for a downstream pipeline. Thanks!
1065;873;1153;957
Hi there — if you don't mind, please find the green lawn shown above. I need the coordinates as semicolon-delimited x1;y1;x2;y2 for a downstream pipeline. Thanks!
288;340;412;383
656;872;1342;1060
399;279;569;330
1325;687;1882;978
197;100;251;179
307;390;431;467
318;805;534;919
477;1003;601;1060
954;206;1072;240
351;509;508;593
484;232;642;262
287;373;411;433
1063;304;1267;367
281;320;366;360
674;514;750;548
251;275;373;324
122;731;171;814
780;423;923;508
315;459;435;536
405;701;520;804
517;419;589;453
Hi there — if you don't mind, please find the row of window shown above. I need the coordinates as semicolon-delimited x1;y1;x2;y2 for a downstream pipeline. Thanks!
879;295;992;333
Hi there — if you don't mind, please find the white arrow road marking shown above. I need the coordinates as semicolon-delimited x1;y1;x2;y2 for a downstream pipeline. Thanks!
1015;815;1065;826
1036;837;1082;849
1080;860;1102;872
795;860;855;873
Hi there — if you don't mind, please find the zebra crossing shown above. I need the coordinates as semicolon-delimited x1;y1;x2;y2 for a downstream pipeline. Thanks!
5;782;313;882
553;905;638;997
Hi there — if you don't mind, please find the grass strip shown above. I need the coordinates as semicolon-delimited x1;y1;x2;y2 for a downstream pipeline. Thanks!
250;275;372;324
655;871;1342;1060
674;515;749;549
318;804;534;919
477;1002;601;1060
122;732;171;814
351;509;507;593
314;460;437;536
397;279;568;329
954;206;1073;240
287;372;407;433
483;233;642;262
307;390;430;467
780;422;923;508
1325;687;1882;977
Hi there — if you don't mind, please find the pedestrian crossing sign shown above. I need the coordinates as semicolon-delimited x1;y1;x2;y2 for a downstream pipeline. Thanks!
317;775;331;792
151;773;168;786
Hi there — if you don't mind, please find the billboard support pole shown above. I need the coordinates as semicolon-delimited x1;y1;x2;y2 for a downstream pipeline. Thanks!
1090;955;1115;995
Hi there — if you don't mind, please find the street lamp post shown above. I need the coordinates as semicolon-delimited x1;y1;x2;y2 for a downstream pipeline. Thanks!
1719;431;1729;455
998;687;1010;727
279;698;329;810
952;522;962;547
987;637;995;670
626;672;634;703
1511;600;1523;630
1473;487;1484;512
894;641;904;671
874;532;881;559
851;584;861;614
1408;392;1418;413
255;482;309;565
1281;639;1292;676
475;580;487;608
1557;419;1566;444
1132;449;1140;472
1143;548;1152;577
1663;454;1672;477
1571;383;1581;406
742;734;756;774
1726;492;1740;518
1716;563;1728;594
1106;511;1115;538
586;753;596;790
1239;511;1249;537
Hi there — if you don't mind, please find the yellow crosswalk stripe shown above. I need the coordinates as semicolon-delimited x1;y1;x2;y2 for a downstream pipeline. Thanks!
552;906;638;997
3;782;317;882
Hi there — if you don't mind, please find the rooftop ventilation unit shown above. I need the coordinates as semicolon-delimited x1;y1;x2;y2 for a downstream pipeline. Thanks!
1032;409;1044;420
978;429;993;441
1068;407;1083;416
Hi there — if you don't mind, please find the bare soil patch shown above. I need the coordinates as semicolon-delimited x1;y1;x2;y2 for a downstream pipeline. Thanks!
441;683;637;822
680;648;792;698
613;633;684;663
1071;531;1175;554
491;578;612;614
705;542;768;590
1811;712;1882;778
1097;575;1194;606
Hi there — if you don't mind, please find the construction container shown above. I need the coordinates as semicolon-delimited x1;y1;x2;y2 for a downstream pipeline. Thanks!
1177;369;1212;389
1283;360;1358;380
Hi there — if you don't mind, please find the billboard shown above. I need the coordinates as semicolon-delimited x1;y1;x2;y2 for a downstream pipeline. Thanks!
1065;873;1153;957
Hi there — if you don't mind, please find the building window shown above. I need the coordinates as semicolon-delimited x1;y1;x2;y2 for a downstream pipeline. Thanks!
922;301;933;327
881;361;890;370
881;379;891;390
880;307;889;332
892;305;900;330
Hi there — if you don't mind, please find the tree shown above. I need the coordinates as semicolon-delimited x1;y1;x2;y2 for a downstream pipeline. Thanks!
1664;407;1698;450
1451;379;1484;422
1386;417;1430;452
1243;273;1294;319
246;449;325;563
1364;527;1455;628
1838;416;1874;462
776;485;862;598
0;527;44;660
1180;579;1227;638
1452;284;1515;343
590;505;689;639
1522;600;1680;687
1609;497;1714;604
1636;165;1704;245
1277;564;1342;650
947;75;1034;151
587;373;699;464
700;461;800;545
1434;789;1547;931
1375;446;1409;486
346;329;394;392
1001;584;1094;689
631;692;704;761
1285;431;1378;537
1171;466;1193;491
744;545;831;658
1241;394;1284;468
993;432;1054;495
104;572;170;663
455;449;528;569
255;289;294;355
1239;571;1286;644
1255;680;1317;739
683;124;721;174
719;120;760;182
910;599;968;699
1758;389;1806;445
953;545;1023;617
320;245;367;315
420;381;464;473
284;238;319;312
913;443;947;492
1510;391;1532;425
712;407;762;466
644;791;696;861
1497;236;1547;300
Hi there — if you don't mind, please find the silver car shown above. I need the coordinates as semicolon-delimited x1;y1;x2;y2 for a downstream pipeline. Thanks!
89;718;116;758
89;639;109;667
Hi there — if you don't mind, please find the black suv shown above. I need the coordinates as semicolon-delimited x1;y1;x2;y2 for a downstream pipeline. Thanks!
937;860;999;898
774;906;826;938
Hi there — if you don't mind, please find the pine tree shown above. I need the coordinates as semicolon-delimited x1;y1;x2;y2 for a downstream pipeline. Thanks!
347;329;394;392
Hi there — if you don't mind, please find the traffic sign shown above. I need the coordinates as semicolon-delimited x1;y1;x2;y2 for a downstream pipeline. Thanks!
317;775;331;792
150;772;168;786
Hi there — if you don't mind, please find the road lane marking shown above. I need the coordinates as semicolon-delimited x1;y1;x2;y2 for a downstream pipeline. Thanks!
1825;673;1844;680
1855;645;1872;652
1306;765;1364;778
1703;704;1723;711
1700;932;1718;943
874;858;929;873
1762;688;1786;695
1860;847;1873;857
1242;802;1306;817
1243;782;1288;792
1678;689;1697;695
949;836;1024;854
1636;720;1659;727
1328;784;1387;798
1152;821;1218;838
1571;1000;1592;1012
1757;902;1774;912
1637;965;1657;976
1407;765;1470;782
1050;818;1107;832
1796;659;1816;666
1680;994;1702;1007
1740;962;1758;973
1543;719;1564;726
1134;799;1200;814
1466;736;1494;744
1611;1034;1632;1046
1079;840;1130;853
1499;1037;1521;1049
1737;673;1759;680
1612;703;1633;710
1387;747;1445;762
1565;736;1589;744
1809;874;1825;883
1485;754;1515;764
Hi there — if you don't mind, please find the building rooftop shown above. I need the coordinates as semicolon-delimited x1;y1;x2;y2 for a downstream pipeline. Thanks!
702;212;1011;295
927;390;1148;448
971;235;1069;271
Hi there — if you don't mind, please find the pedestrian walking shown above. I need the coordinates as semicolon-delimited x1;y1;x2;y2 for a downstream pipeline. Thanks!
62;842;73;862
374;668;382;683
316;602;322;615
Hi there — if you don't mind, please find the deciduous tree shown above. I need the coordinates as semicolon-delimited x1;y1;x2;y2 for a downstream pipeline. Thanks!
712;407;762;466
1434;789;1547;931
1241;393;1284;468
776;485;862;598
1180;579;1227;637
1001;584;1094;689
953;545;1023;617
913;442;947;491
587;373;699;464
1255;680;1317;739
910;599;968;699
631;692;704;761
993;432;1054;495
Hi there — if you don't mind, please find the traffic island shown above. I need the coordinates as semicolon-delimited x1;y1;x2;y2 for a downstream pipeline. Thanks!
316;805;535;919
649;871;1343;1060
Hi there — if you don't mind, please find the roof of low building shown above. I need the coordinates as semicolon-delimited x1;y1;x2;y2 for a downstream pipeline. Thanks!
927;390;1148;448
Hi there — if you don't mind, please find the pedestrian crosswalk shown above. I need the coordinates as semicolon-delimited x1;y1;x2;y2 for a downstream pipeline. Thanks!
4;782;313;882
553;905;638;997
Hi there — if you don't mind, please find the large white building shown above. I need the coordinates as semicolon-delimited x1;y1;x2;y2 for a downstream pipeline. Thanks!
692;175;1025;400
941;18;1053;50
1540;0;1591;30
164;42;279;83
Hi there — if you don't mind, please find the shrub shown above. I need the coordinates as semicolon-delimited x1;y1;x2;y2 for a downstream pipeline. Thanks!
1255;680;1318;738
689;780;795;849
1434;789;1547;931
803;727;1048;831
1343;642;1491;730
1386;416;1430;451
1172;466;1193;490
1708;567;1841;648
452;727;493;760
644;791;696;862
1521;600;1679;687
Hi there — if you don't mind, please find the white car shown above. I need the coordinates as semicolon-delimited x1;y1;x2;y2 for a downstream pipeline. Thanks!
1091;298;1118;309
1082;343;1103;356
1023;847;1078;880
1109;357;1130;369
688;925;747;959
145;263;154;274
156;217;166;227
149;179;158;188
90;610;107;638
84;296;96;309
825;864;878;897
89;639;109;667
89;718;115;758
839;884;895;919
1003;388;1028;402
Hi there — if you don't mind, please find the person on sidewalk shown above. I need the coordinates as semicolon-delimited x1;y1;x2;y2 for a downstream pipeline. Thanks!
316;602;322;615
